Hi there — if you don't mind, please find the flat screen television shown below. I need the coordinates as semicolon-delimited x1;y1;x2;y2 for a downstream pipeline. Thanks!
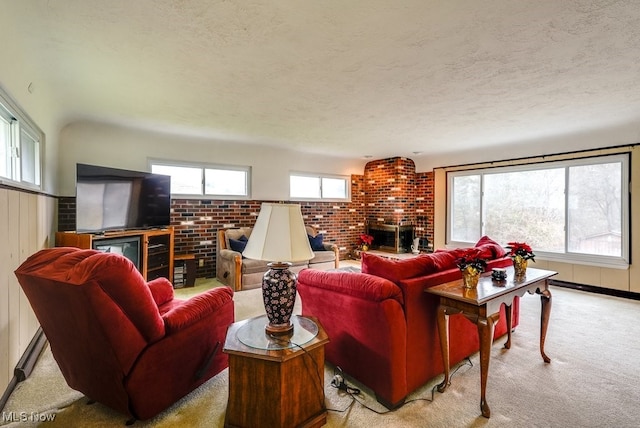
76;163;171;233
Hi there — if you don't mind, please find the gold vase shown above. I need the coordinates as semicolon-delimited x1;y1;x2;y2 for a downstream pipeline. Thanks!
513;255;528;277
462;266;480;289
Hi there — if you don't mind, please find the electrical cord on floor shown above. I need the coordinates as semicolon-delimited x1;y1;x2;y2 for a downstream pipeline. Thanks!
324;366;358;413
326;358;475;416
268;331;476;417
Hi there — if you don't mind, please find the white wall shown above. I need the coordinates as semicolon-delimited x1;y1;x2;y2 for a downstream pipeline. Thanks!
57;121;368;199
413;121;640;173
0;6;64;194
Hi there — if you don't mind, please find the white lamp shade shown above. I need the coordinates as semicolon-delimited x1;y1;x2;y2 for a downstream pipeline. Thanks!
242;203;314;262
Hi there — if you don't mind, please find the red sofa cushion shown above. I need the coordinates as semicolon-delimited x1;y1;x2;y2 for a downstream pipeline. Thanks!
430;236;506;270
475;235;507;259
148;277;175;307
428;251;459;270
361;252;437;282
361;238;506;284
298;269;403;305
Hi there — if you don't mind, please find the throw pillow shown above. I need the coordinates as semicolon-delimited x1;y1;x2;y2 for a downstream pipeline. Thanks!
429;251;459;271
229;235;248;253
308;234;325;251
361;252;437;283
474;235;507;259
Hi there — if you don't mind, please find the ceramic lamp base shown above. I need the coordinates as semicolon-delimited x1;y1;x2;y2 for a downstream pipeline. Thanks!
262;262;297;336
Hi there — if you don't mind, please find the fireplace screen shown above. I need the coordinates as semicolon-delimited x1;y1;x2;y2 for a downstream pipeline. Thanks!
366;221;414;253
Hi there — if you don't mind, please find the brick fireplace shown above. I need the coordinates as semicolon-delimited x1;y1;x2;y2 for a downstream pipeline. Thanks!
363;157;432;253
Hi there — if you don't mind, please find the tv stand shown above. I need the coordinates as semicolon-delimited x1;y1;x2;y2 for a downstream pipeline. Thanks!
55;227;175;281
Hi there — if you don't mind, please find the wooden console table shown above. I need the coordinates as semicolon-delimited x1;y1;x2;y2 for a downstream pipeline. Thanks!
223;315;329;428
425;266;557;418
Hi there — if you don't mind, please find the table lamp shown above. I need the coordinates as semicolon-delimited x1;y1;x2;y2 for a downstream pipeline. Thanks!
242;203;314;336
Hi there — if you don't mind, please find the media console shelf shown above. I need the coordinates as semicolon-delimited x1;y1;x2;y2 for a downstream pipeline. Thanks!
55;227;175;281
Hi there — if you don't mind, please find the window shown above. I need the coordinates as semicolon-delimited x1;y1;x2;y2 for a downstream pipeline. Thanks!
447;154;629;267
0;107;12;179
20;127;41;185
0;87;43;189
289;173;349;201
150;161;250;198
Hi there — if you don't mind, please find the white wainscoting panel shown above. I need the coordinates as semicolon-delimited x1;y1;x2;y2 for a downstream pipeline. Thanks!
0;188;56;394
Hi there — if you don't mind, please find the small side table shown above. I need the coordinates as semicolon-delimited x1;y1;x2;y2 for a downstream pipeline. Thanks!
223;315;329;428
173;253;196;287
425;266;557;418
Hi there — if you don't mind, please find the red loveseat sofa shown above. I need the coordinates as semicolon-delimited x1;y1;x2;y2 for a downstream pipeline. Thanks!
14;247;235;421
297;236;518;409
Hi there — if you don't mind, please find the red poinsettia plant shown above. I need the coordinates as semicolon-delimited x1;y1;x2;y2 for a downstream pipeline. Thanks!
506;242;536;262
358;234;374;246
456;249;488;273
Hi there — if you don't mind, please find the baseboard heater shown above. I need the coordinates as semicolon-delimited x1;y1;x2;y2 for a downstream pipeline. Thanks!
0;327;47;412
551;279;640;301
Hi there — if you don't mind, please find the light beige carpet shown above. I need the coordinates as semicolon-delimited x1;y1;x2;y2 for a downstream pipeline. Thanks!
2;280;640;427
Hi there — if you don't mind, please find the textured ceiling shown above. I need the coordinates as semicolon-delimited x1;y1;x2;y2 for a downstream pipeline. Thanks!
4;0;640;161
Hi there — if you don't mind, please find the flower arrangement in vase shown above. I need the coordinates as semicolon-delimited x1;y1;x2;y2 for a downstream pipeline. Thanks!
358;234;374;251
457;249;488;289
506;242;535;277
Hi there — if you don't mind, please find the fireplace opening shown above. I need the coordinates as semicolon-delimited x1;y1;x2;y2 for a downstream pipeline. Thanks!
366;221;414;253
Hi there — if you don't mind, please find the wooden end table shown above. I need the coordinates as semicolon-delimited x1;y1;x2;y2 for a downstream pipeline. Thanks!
425;266;557;418
223;315;329;428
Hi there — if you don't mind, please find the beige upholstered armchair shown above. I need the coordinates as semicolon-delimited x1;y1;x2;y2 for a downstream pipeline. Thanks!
216;226;339;291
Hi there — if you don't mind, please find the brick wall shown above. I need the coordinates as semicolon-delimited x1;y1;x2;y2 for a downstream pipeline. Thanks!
364;157;434;248
415;170;434;249
170;190;368;277
364;157;416;224
57;162;434;278
58;197;76;231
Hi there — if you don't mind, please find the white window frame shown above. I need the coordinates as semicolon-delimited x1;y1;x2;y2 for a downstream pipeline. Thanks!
0;85;43;190
149;159;251;199
446;153;630;268
289;172;351;202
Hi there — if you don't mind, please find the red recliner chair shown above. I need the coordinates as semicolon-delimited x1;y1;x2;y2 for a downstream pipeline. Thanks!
14;247;235;422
